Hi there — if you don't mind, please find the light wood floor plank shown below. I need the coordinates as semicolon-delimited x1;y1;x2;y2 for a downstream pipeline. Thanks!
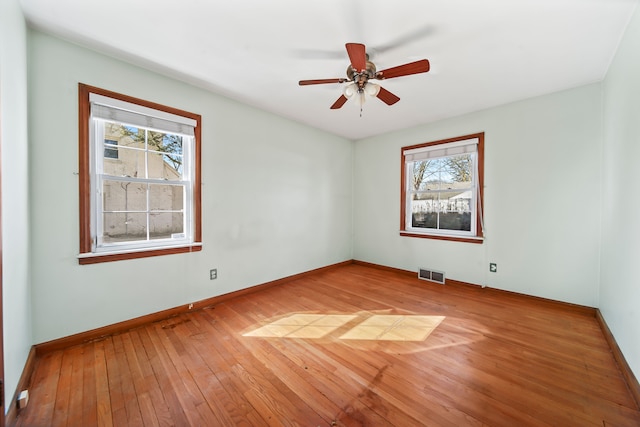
93;340;114;427
50;347;74;427
82;343;98;426
24;351;63;427
112;334;144;426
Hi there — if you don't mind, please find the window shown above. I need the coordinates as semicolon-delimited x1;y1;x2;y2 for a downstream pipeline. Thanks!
400;133;484;243
78;84;202;264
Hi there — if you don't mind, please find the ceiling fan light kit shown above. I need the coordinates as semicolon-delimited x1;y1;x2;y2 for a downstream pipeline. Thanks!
299;42;430;111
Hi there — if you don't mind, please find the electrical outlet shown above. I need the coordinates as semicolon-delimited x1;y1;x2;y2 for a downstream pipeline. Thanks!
489;263;497;273
18;390;29;409
210;269;217;280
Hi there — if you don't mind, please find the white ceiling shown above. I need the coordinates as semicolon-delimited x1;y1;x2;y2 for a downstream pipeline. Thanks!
20;0;638;140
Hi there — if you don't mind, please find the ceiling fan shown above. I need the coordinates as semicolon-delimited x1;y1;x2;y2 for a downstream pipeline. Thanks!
298;43;430;109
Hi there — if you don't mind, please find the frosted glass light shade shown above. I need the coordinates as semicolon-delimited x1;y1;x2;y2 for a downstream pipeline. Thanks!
343;83;357;98
365;83;380;97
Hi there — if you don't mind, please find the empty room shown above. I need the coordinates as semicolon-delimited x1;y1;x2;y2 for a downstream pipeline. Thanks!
1;0;640;426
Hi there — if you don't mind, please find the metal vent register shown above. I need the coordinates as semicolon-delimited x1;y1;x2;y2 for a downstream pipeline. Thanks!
418;268;446;284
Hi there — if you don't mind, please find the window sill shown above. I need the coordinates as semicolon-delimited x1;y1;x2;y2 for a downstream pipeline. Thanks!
399;231;484;244
78;242;202;264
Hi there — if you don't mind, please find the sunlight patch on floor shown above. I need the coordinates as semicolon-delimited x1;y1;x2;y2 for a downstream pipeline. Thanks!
339;315;445;341
243;314;357;339
243;313;445;342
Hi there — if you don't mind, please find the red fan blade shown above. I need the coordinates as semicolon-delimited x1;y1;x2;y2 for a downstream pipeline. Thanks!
330;95;349;109
299;78;347;86
345;43;367;72
376;59;430;79
376;86;400;106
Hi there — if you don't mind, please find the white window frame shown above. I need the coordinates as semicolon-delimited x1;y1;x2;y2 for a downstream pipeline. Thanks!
400;133;484;243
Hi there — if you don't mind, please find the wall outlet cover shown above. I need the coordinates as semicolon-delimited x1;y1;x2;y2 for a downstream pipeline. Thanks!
18;390;29;409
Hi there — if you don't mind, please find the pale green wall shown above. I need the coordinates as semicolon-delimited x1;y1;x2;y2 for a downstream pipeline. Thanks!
27;31;353;344
353;84;603;307
0;0;33;411
601;5;640;380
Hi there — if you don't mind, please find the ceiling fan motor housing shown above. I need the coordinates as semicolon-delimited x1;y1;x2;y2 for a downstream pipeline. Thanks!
347;57;377;89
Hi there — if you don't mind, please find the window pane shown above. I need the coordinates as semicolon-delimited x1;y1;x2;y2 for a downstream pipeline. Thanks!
104;123;126;142
103;181;147;211
102;212;147;243
439;212;471;231
147;131;183;180
148;151;183;181
150;184;184;211
443;154;473;187
412;160;439;191
117;126;144;149
103;146;144;177
411;198;472;232
150;212;184;240
413;155;473;192
102;124;145;177
411;194;438;229
426;158;448;190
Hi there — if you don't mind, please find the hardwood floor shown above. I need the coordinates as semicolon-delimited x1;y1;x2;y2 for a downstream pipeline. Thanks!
14;263;640;426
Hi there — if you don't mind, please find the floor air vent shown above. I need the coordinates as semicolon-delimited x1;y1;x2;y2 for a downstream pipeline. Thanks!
418;268;446;284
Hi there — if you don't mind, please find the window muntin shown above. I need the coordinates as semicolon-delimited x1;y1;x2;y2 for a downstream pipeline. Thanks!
401;133;484;243
79;84;202;263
